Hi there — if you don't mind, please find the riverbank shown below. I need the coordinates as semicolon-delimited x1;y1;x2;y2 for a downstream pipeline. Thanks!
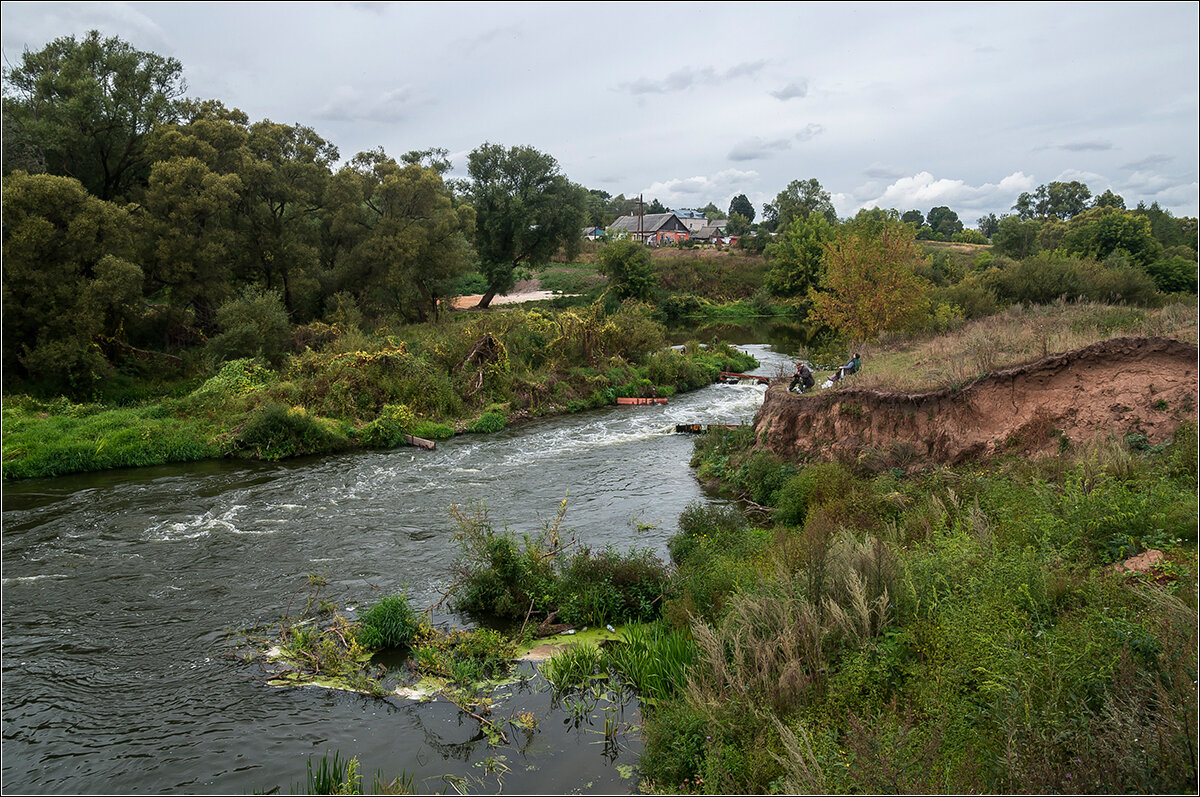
2;302;757;481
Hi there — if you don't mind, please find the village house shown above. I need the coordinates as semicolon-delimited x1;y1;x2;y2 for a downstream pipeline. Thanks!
608;212;691;246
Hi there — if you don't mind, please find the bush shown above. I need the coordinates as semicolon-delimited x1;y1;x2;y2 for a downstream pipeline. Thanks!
206;287;292;366
232;402;350;460
773;462;855;527
356;594;420;650
596;239;657;300
468;411;507;434
356;403;415;448
557;546;670;626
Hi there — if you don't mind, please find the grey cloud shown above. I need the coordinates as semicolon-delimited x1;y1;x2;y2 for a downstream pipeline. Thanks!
1120;154;1174;171
618;61;767;95
863;165;903;180
794;123;823;142
770;81;808;100
728;137;793;161
1059;141;1112;152
314;85;424;122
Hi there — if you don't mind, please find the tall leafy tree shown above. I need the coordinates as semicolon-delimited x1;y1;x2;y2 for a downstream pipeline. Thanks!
2;172;144;392
596;239;656;300
2;31;187;200
1014;181;1092;220
764;213;834;297
728;194;755;223
698;202;722;219
901;209;925;227
647;198;668;215
1092;189;1126;210
993;215;1042;259
977;213;1000;239
762;178;837;231
467;143;587;308
234;120;338;318
1061;208;1162;266
808;217;929;341
327;149;474;322
927;206;963;239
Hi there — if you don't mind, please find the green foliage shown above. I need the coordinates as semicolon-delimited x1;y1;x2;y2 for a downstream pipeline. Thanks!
773;462;856;527
356;594;420;651
2;171;142;394
411;627;516;686
467;143;587;305
765;213;833;297
607;621;698;702
207;287;292;366
987;253;1158;306
1146;254;1199;293
305;751;363;795
557;546;669;626
356;403;416;448
541;644;607;692
468;411;507;434
596;239;657;300
232;402;350;460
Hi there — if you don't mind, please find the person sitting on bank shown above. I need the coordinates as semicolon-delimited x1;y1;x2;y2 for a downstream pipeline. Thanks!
824;353;862;387
789;361;815;393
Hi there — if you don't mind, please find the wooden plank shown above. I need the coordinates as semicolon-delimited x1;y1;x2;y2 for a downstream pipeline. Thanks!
404;435;436;450
718;371;769;385
675;423;744;433
616;397;668;405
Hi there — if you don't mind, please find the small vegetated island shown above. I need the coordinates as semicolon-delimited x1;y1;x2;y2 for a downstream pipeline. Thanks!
3;30;1199;795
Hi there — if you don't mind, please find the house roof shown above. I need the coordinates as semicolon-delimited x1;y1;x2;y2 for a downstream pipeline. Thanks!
693;225;724;238
609;213;687;233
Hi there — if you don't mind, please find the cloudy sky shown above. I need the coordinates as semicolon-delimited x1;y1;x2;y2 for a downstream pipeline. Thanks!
3;1;1198;224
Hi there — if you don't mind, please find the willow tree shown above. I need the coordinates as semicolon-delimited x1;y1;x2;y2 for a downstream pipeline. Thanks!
467;143;587;308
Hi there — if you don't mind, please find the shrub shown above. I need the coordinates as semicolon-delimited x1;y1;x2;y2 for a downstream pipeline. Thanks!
232;402;350;460
468;411;507;434
356;403;415;448
356;594;420;650
557;546;670;626
773;462;855;527
206;287;292;366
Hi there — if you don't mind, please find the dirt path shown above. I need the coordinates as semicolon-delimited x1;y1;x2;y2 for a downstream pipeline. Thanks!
756;336;1198;465
450;279;562;310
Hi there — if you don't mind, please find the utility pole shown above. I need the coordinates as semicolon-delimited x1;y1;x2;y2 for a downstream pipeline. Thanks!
637;193;645;246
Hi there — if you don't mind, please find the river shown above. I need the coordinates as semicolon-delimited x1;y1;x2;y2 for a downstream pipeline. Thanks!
1;344;793;794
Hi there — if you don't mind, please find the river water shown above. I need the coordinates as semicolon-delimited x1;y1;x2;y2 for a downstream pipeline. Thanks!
1;344;792;794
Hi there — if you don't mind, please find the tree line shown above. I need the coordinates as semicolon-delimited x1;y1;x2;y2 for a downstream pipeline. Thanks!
4;31;1197;395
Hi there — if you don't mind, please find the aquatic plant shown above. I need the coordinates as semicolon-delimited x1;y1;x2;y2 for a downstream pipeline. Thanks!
356;594;420;651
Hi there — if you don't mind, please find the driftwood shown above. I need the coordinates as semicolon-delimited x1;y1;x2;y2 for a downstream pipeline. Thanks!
535;610;571;638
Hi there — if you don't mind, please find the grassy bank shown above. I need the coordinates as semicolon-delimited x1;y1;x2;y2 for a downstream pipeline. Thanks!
804;299;1198;393
2;302;756;481
634;423;1198;793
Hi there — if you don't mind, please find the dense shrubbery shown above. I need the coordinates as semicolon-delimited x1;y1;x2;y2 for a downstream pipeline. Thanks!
355;594;420;651
449;501;671;628
634;424;1199;794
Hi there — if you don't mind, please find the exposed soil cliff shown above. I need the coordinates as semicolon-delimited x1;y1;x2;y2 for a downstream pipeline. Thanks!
755;337;1199;466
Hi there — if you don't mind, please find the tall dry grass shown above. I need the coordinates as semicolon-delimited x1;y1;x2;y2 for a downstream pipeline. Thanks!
844;300;1198;393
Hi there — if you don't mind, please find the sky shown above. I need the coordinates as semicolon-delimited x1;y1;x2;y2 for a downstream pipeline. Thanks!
2;1;1198;225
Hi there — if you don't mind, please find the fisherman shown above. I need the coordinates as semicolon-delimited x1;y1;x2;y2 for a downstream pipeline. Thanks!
789;361;815;393
823;353;862;388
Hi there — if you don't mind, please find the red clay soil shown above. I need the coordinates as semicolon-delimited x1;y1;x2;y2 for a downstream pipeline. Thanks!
755;336;1199;466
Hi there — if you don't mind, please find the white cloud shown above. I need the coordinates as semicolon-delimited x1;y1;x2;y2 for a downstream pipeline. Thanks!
854;171;1037;214
641;169;759;206
616;61;768;95
794;123;824;142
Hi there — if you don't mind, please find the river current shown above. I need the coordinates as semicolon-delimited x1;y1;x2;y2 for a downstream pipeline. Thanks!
1;344;792;794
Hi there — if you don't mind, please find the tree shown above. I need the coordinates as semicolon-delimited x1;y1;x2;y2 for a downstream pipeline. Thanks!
2;31;186;200
1060;207;1162;266
992;215;1042;259
647;198;668;215
728;194;755;224
977;213;1000;239
725;212;752;236
467;143;588;308
1092;189;1126;210
764;213;834;297
2;172;143;392
1013;181;1092;220
699;202;722;219
327;150;474;322
901;210;925;227
762;178;837;231
926;206;963;239
808;219;929;341
596;239;656;300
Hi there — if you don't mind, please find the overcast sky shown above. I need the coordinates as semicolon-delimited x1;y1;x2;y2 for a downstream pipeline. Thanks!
3;1;1198;224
